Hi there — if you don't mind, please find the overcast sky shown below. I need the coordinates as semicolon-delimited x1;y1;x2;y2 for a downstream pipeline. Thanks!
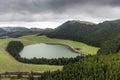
0;0;120;28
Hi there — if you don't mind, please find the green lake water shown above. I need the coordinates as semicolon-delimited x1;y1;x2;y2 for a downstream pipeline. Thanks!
20;43;80;59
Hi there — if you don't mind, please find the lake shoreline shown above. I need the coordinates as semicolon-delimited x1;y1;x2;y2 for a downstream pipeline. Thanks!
6;41;84;65
46;43;87;56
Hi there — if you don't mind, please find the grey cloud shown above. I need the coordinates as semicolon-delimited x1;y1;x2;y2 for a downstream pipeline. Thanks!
0;0;120;22
0;0;120;13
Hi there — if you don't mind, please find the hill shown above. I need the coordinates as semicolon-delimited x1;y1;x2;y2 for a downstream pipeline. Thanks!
1;27;29;32
45;19;120;54
0;27;54;38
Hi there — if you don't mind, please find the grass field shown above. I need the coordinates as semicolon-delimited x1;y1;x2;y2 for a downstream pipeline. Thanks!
0;35;99;73
0;37;62;73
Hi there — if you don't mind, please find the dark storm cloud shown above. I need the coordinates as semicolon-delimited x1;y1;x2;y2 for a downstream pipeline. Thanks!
48;0;120;14
0;0;120;22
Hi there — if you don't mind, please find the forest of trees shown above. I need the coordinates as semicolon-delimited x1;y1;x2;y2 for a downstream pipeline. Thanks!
98;38;120;54
6;41;24;58
17;56;84;65
39;54;120;80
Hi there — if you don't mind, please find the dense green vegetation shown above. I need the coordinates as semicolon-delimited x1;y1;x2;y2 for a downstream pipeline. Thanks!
97;37;120;54
44;19;120;54
6;41;24;58
39;53;120;80
15;55;85;65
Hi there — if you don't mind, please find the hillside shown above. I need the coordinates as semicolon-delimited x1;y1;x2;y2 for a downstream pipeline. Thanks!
46;20;120;46
45;19;120;54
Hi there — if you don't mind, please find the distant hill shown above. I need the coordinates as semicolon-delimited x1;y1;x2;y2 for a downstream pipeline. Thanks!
1;27;29;32
0;28;6;33
30;28;43;31
0;27;53;38
45;19;120;54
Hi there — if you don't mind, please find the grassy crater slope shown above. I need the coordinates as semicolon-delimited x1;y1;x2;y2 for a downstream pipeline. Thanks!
0;35;98;73
0;37;62;73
